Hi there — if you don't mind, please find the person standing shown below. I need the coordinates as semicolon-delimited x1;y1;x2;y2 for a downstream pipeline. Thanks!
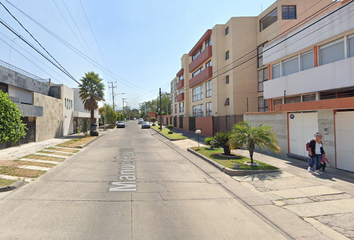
308;133;326;174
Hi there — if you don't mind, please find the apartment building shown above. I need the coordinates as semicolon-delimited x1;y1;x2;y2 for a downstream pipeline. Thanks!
170;0;337;136
246;0;354;172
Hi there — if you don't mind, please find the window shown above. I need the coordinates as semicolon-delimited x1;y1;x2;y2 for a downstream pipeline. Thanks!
258;68;268;92
192;66;203;78
206;102;212;116
179;102;184;112
170;82;173;93
175;93;177;103
286;96;301;104
225;26;229;35
282;56;299;76
226;75;229;84
179;89;184;94
179;75;184;81
225;51;229;60
257;42;267;68
319;39;345;66
174;79;177;91
175;104;177;115
171;95;173;104
302;94;316;102
193;104;203;117
258;97;269;112
205;37;211;47
206;80;212;98
0;82;8;93
272;63;281;79
192;85;203;102
273;99;282;106
300;51;314;71
192;46;203;61
282;5;296;20
206;60;212;68
224;98;230;106
348;34;354;58
260;8;278;31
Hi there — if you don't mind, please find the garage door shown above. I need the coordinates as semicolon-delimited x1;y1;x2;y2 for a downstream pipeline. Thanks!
289;112;318;157
335;111;354;172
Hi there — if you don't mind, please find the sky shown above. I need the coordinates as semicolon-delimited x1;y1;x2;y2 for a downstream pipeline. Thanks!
0;0;276;109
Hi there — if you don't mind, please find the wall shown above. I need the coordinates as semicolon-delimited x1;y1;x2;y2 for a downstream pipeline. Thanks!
34;92;63;142
195;116;213;137
245;112;288;156
318;110;335;163
8;85;33;104
62;85;74;135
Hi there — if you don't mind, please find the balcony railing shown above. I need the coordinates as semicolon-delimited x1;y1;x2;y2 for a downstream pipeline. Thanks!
189;67;212;88
177;92;184;102
189;45;212;73
177;79;184;90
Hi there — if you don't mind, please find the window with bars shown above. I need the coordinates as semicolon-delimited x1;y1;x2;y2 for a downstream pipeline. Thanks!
206;102;212;116
192;104;203;117
192;85;203;102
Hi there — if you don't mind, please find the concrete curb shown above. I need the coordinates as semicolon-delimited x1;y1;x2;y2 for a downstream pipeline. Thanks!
0;180;25;192
150;127;185;141
79;133;106;148
187;148;281;176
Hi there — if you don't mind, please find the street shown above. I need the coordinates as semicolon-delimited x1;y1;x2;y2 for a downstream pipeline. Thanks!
0;121;290;240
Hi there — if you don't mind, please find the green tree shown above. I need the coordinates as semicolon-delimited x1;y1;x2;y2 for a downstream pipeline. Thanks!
213;132;232;155
79;72;105;131
228;121;280;163
83;118;89;137
0;91;27;144
104;104;117;125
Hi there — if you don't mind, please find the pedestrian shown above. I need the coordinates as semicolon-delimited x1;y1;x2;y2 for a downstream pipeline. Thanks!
308;133;326;174
320;155;330;172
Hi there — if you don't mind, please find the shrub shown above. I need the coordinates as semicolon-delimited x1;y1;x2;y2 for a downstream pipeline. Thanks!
167;124;174;133
83;119;88;137
151;117;156;124
77;126;81;135
205;137;214;149
213;131;232;155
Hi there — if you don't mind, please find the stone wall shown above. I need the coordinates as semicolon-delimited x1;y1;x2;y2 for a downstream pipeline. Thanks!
34;92;63;142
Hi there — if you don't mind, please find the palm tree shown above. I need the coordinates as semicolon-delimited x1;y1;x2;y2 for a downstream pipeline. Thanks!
228;121;280;164
79;72;105;133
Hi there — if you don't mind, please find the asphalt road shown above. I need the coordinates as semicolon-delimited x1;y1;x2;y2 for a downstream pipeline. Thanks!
0;121;291;240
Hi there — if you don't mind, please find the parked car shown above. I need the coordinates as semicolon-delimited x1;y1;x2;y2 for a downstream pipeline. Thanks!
138;118;144;124
117;121;125;128
141;122;150;129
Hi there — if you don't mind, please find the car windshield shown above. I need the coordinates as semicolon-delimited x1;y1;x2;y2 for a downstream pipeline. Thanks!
142;122;149;124
118;121;124;123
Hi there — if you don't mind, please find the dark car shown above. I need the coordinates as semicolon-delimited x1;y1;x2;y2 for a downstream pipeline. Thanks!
141;122;150;129
117;121;125;128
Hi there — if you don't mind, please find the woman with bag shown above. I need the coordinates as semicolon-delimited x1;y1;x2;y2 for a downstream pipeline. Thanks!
308;133;326;174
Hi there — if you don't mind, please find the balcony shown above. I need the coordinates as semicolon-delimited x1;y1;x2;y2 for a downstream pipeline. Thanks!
264;57;354;99
177;93;184;102
189;66;212;88
176;68;184;77
177;79;184;90
189;45;212;73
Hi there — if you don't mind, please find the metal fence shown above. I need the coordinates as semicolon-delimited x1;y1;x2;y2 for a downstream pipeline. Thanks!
0;59;48;82
213;114;243;134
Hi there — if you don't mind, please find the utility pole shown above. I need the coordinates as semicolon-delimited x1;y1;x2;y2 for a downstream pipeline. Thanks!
122;98;127;121
108;82;117;111
159;88;162;130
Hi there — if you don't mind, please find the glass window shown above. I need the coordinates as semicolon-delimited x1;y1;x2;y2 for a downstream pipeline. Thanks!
258;97;269;112
348;34;354;58
206;102;212;116
300;51;314;71
179;75;184;80
192;85;203;102
319;39;345;66
258;68;268;92
206;80;212;98
206;60;212;68
174;79;177;91
192;104;203;117
171;83;173;93
225;51;229;60
282;56;299;76
226;75;229;84
192;46;203;61
205;37;211;47
282;5;296;20
179;89;184;94
175;93;177;103
225;27;229;35
273;99;282;106
286;96;301;104
179;102;184;112
260;8;278;31
224;98;230;106
302;94;316;102
175;104;177;115
257;42;267;68
272;64;281;79
192;67;203;78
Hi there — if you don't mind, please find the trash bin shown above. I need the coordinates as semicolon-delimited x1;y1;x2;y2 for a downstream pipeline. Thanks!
91;123;97;131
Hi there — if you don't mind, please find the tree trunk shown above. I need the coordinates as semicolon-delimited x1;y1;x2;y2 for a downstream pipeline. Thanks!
224;146;231;155
91;110;94;124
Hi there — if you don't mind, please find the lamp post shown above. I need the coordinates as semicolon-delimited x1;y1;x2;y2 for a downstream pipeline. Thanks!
195;129;201;149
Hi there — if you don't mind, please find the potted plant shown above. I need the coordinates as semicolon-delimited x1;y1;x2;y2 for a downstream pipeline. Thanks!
167;124;174;134
151;117;156;126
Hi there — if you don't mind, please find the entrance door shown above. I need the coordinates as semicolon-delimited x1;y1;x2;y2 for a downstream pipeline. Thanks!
335;111;354;172
289;112;318;157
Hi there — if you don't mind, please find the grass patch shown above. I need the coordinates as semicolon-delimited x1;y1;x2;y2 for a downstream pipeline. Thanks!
37;151;73;157
14;160;56;168
191;147;278;170
0;166;46;178
151;126;188;140
0;178;17;187
57;136;97;148
23;155;65;162
45;147;80;153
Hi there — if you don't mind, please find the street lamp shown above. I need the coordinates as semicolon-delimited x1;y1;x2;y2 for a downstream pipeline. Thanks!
195;129;201;150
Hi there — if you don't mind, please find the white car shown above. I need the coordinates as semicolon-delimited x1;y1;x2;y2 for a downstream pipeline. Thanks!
138;118;144;124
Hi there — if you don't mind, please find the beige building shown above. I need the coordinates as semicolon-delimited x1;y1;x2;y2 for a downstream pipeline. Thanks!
171;0;338;122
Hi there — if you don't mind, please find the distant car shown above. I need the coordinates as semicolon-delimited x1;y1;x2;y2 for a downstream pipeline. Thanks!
117;121;125;128
138;118;144;124
141;122;150;129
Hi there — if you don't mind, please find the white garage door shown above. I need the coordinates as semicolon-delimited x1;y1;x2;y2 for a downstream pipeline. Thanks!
335;111;354;172
289;112;318;157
